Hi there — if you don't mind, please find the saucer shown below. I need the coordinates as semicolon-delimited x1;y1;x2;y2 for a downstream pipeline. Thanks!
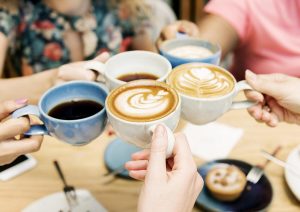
104;138;142;179
22;189;107;212
285;145;300;201
196;159;273;211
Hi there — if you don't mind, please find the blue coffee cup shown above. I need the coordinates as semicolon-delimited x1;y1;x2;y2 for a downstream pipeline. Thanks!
159;38;221;67
12;81;108;145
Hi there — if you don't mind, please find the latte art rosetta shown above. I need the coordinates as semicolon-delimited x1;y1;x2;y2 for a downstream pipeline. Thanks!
169;66;234;98
109;85;177;122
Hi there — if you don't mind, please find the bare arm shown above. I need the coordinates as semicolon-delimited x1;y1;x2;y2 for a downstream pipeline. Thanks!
0;69;57;103
0;32;8;77
131;32;157;52
158;14;239;57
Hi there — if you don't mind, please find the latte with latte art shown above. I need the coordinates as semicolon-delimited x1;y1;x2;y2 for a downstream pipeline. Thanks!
107;81;179;122
167;64;235;98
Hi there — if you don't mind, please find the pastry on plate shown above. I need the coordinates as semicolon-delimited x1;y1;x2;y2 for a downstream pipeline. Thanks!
205;164;247;201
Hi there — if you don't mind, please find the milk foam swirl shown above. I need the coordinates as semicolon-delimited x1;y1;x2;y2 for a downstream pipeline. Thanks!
170;67;234;98
113;87;173;120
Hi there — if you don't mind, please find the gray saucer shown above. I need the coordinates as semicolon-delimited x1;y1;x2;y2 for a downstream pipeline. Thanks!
104;138;142;179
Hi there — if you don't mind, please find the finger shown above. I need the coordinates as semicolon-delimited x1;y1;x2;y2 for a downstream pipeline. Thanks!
129;170;147;181
266;112;279;127
245;70;291;100
0;99;28;120
94;52;110;63
0;135;43;156
247;103;264;120
146;124;168;181
172;133;195;171
244;90;264;103
131;149;150;160
267;98;285;122
58;62;97;81
125;160;148;171
0;117;30;140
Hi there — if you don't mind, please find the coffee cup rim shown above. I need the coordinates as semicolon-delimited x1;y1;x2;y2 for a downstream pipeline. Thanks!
159;38;221;61
38;81;108;123
104;50;172;86
106;79;181;124
166;62;237;101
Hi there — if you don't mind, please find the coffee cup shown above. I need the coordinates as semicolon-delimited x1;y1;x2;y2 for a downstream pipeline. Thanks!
159;38;221;67
167;63;256;125
106;80;181;157
84;51;172;91
12;81;108;145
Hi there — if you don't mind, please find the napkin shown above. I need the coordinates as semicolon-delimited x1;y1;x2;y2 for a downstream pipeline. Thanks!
182;122;243;161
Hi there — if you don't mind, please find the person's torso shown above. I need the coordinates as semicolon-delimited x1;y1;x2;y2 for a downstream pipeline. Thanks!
231;0;300;80
5;0;136;76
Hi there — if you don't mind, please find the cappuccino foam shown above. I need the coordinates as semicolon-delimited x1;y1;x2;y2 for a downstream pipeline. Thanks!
167;64;234;98
107;81;178;122
168;45;213;59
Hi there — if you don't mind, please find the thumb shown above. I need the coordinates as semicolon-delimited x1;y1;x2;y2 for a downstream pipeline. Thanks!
146;124;168;182
245;70;289;99
94;52;110;63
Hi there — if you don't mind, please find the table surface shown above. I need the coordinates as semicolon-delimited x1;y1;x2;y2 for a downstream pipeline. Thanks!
1;102;300;211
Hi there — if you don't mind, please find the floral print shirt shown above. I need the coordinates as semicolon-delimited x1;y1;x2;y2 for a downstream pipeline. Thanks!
0;0;149;76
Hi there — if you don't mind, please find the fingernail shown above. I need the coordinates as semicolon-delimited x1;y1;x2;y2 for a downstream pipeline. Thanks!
246;69;256;82
15;98;28;105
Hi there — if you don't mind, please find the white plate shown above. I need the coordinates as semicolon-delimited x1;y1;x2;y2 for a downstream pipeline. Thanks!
22;189;107;212
285;145;300;201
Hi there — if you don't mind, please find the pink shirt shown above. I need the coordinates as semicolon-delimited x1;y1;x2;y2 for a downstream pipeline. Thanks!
205;0;300;80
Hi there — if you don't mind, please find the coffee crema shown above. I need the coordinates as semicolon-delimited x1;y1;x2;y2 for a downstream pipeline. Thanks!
117;72;159;82
107;81;179;122
168;45;213;59
167;64;235;98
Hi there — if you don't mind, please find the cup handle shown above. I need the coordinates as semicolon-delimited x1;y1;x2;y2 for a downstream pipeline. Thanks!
149;124;175;158
230;80;257;110
84;60;106;83
11;105;49;136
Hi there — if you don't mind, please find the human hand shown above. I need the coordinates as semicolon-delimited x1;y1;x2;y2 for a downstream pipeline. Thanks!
0;99;43;165
157;20;200;47
245;70;300;126
125;125;203;212
55;52;110;85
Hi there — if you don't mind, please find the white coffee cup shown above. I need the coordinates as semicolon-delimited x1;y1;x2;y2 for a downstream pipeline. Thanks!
106;80;181;158
84;51;172;91
167;63;257;125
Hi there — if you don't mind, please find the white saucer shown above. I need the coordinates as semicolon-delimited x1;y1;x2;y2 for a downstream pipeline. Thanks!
22;189;107;212
285;145;300;201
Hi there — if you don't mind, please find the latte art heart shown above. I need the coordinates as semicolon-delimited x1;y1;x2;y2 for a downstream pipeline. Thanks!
168;65;235;98
108;83;178;122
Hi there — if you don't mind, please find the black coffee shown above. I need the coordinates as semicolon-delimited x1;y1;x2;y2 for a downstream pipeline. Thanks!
117;73;159;82
48;100;103;120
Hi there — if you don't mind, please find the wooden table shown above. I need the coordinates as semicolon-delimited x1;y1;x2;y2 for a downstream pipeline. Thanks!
1;100;300;211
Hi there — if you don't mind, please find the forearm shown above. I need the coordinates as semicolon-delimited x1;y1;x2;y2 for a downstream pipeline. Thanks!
131;32;157;52
197;14;239;57
0;69;57;103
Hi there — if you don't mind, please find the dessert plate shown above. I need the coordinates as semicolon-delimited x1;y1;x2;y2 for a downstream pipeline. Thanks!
196;159;273;211
104;138;141;179
285;145;300;201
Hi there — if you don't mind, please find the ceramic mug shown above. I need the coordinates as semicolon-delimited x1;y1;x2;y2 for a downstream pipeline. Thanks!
167;63;256;125
159;38;221;67
105;80;181;158
12;81;108;145
84;50;172;91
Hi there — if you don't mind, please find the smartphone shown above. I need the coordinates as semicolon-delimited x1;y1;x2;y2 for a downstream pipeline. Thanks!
0;155;37;181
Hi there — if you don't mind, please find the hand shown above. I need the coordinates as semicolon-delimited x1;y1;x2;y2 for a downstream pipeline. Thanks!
55;52;110;85
245;70;300;126
125;125;203;212
157;20;200;47
0;99;43;165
